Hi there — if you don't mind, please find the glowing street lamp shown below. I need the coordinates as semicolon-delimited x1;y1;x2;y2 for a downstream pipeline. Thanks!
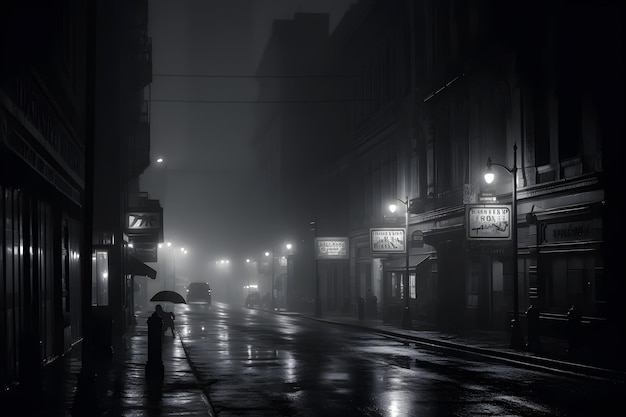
264;251;275;310
158;242;187;291
389;196;412;330
245;258;258;295
284;243;294;311
485;143;524;350
310;220;321;318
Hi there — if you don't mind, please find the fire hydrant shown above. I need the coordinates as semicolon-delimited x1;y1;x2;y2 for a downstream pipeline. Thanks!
145;312;164;380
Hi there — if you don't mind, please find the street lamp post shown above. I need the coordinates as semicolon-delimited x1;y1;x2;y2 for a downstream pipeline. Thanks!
310;220;321;318
159;242;187;292
245;258;254;295
265;251;275;310
389;196;412;330
215;258;231;303
285;243;293;312
173;247;187;292
485;143;524;350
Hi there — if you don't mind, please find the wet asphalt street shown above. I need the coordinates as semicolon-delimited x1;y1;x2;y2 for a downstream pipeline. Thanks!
174;302;622;417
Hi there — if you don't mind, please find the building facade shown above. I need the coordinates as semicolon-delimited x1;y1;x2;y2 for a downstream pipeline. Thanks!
337;0;622;354
254;12;352;314
1;0;89;393
254;0;621;352
91;0;161;354
0;0;162;395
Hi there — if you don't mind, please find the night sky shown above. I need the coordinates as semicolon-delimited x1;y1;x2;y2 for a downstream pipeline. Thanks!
141;1;355;279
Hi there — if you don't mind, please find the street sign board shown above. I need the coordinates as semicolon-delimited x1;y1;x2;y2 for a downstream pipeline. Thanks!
315;237;349;260
370;228;406;253
411;230;424;247
127;211;161;231
466;205;512;240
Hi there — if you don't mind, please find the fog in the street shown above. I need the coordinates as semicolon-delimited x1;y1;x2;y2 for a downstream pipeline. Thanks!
140;1;356;297
1;0;622;415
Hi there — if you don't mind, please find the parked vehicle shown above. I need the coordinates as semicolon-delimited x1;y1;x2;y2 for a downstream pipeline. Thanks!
245;291;261;308
186;282;212;305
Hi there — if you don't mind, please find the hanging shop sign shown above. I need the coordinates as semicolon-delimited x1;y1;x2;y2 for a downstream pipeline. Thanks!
370;228;406;254
466;205;512;240
315;237;349;260
126;211;162;232
411;230;424;247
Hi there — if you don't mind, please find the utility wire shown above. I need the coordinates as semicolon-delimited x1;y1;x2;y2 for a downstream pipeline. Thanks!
151;98;362;104
153;73;358;79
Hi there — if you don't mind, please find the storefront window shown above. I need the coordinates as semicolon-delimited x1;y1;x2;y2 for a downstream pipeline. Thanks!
391;272;400;299
92;249;109;305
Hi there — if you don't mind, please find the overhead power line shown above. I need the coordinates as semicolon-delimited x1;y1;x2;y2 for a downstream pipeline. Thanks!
152;73;358;79
151;98;361;104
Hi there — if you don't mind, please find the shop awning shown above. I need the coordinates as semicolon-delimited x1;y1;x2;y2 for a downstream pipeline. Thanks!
423;224;464;245
126;255;157;279
382;254;430;270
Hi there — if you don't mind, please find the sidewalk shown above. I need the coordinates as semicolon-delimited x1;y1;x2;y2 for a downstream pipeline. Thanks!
5;308;624;416
296;311;626;383
6;311;215;417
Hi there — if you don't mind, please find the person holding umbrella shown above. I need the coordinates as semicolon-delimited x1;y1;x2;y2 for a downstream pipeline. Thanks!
150;290;186;338
155;304;175;337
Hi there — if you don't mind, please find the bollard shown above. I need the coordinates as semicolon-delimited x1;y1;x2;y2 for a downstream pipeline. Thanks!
358;297;365;320
145;312;164;380
567;304;582;355
525;304;541;353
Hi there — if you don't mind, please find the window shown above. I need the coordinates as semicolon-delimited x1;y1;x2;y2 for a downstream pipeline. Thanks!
92;250;109;305
543;253;596;314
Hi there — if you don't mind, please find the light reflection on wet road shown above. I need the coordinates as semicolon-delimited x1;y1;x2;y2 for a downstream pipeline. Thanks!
174;302;621;417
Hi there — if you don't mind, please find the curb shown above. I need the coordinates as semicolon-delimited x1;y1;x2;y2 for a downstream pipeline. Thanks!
295;313;626;383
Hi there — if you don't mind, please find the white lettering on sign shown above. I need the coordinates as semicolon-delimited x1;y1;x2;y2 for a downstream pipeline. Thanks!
466;205;511;239
315;238;349;259
370;228;406;253
544;221;594;243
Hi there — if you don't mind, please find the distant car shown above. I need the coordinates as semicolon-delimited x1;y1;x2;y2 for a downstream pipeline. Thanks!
245;291;261;308
186;282;211;304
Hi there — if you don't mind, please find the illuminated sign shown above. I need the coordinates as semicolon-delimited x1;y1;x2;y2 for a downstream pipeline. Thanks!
315;237;349;260
411;230;424;247
370;228;406;253
127;212;161;230
466;205;511;240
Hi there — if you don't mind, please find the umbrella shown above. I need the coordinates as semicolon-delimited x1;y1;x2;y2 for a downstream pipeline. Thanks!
150;290;186;304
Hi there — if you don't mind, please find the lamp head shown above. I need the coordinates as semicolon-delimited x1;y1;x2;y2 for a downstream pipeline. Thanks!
484;157;495;184
389;204;398;214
